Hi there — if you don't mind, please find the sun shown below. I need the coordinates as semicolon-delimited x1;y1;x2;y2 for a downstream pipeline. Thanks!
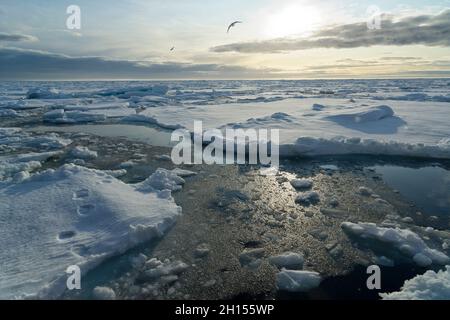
265;5;321;38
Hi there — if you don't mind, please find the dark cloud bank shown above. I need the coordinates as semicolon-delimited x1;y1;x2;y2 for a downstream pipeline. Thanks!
0;32;37;42
211;10;450;53
0;47;273;80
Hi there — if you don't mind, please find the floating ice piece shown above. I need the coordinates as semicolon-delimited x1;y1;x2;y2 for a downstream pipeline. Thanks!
70;146;98;160
0;151;62;182
380;266;450;300
295;191;320;205
276;270;322;292
135;168;185;192
341;222;450;266
92;287;116;300
290;137;450;159
0;128;71;150
357;186;373;196
171;168;197;177
269;252;304;270
375;256;395;267
239;248;265;269
290;178;313;189
0;164;181;299
155;154;172;161
102;169;127;178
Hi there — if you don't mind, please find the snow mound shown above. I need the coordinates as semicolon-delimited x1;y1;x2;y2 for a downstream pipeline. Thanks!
276;270;322;292
0;164;181;299
341;222;450;266
325;105;395;123
70;146;98;160
380;266;450;300
224;112;294;129
171;168;197;177
269;252;304;270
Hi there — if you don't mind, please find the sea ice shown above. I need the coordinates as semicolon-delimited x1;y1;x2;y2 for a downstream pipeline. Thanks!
290;178;313;189
341;222;450;266
380;266;450;300
70;146;98;160
269;252;304;270
276;270;322;292
0;164;182;299
92;286;116;300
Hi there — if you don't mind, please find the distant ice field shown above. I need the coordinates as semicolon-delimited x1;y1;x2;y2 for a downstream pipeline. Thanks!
1;79;449;159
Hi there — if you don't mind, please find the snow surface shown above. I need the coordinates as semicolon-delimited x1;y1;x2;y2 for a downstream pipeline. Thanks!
0;164;182;299
380;266;450;300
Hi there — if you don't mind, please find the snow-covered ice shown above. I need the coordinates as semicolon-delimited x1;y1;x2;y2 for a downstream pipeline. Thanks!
380;266;450;300
0;164;182;299
70;146;98;160
341;222;450;266
276;270;322;292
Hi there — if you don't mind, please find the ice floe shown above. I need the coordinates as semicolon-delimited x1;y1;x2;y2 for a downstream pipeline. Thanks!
295;191;320;205
70;146;98;160
380;266;450;300
341;222;450;267
269;252;304;270
0;164;182;299
276;270;322;292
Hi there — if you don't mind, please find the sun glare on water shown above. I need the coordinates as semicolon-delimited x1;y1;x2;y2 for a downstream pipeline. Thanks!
265;5;321;38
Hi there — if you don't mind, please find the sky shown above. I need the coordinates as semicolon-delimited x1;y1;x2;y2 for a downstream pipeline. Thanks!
1;0;450;79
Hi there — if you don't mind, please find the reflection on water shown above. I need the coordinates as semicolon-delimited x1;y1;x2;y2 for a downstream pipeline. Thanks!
372;165;450;216
28;124;175;147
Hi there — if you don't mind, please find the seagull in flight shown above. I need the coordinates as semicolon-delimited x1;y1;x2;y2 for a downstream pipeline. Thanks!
227;21;242;33
170;46;175;51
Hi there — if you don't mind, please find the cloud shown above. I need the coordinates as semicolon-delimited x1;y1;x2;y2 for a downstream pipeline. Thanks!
211;10;450;53
0;32;38;42
0;47;276;80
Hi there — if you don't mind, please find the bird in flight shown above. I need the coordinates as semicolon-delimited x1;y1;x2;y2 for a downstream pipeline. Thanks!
227;21;242;33
170;46;175;51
